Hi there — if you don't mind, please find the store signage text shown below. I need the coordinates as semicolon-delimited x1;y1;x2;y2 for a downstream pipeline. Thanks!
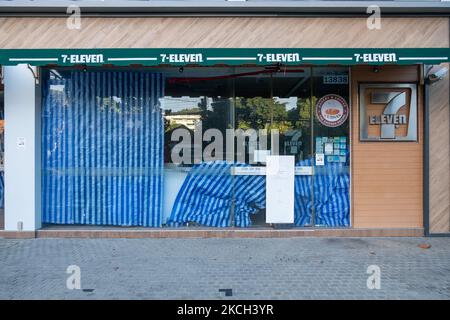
369;114;407;125
3;48;448;66
354;53;397;63
61;54;104;64
160;53;203;63
257;53;300;63
323;74;348;84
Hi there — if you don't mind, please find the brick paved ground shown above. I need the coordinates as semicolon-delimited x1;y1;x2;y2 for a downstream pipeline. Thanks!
0;237;449;299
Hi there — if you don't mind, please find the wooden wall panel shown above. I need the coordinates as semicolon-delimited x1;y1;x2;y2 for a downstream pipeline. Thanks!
429;63;450;234
351;66;423;229
0;17;447;49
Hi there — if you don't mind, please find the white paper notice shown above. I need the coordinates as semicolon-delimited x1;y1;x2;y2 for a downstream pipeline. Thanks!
316;153;325;166
16;137;26;149
265;155;295;224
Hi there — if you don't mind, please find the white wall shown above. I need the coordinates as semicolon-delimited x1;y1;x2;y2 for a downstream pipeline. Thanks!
4;64;41;231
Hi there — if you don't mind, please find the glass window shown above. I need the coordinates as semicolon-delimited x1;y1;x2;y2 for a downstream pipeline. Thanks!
40;66;350;229
161;67;234;227
312;67;351;227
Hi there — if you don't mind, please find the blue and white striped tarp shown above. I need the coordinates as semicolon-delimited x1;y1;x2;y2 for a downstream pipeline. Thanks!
168;159;350;227
167;161;266;228
168;162;234;227
41;70;164;227
313;162;350;227
233;167;266;227
294;159;313;227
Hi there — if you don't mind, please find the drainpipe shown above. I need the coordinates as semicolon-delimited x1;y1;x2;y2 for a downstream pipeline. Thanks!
423;73;430;237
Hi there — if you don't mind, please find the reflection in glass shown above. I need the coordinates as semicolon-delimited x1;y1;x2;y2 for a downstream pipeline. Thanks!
312;67;350;227
39;66;351;229
161;68;234;227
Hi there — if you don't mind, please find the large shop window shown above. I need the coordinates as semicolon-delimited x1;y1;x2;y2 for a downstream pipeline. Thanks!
41;67;350;228
42;70;164;226
164;67;350;228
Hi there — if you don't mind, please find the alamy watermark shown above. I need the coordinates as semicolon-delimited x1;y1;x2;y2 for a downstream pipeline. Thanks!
170;122;283;165
66;5;82;30
366;265;381;290
66;265;81;290
366;5;382;30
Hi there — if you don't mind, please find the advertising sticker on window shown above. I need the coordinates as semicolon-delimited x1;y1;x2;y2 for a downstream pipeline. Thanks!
315;94;349;128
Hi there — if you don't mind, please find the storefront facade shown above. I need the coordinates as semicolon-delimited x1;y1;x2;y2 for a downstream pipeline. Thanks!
0;2;449;237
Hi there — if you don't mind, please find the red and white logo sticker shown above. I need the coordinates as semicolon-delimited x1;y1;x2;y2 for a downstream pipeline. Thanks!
315;94;349;127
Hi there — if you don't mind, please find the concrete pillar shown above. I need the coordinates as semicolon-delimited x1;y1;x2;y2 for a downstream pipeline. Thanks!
4;64;41;231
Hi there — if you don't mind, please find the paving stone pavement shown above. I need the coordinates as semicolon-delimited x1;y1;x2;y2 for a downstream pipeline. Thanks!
0;237;449;299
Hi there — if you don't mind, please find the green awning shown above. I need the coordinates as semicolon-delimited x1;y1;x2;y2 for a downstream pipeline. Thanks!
1;48;449;66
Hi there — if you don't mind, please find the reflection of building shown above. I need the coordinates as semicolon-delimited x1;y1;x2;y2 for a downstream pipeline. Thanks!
165;114;201;130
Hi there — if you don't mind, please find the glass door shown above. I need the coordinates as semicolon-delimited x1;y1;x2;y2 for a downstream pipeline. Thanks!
272;68;314;227
232;67;274;227
232;67;314;227
162;67;235;227
231;66;351;228
161;66;350;229
311;67;351;227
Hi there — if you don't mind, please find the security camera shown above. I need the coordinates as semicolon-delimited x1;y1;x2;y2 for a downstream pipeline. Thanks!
426;65;449;84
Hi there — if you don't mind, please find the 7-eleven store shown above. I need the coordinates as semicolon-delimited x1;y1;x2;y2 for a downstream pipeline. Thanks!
0;2;449;238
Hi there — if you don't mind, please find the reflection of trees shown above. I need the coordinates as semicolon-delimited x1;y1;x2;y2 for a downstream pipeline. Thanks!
198;97;230;132
196;96;316;161
233;96;318;134
164;119;184;133
163;89;350;164
235;97;289;132
163;93;353;163
165;95;321;134
286;96;316;130
171;107;202;116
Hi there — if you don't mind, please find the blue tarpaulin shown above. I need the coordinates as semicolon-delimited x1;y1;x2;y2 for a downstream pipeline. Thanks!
295;158;350;227
41;71;164;226
39;69;349;228
167;161;267;228
168;160;350;227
